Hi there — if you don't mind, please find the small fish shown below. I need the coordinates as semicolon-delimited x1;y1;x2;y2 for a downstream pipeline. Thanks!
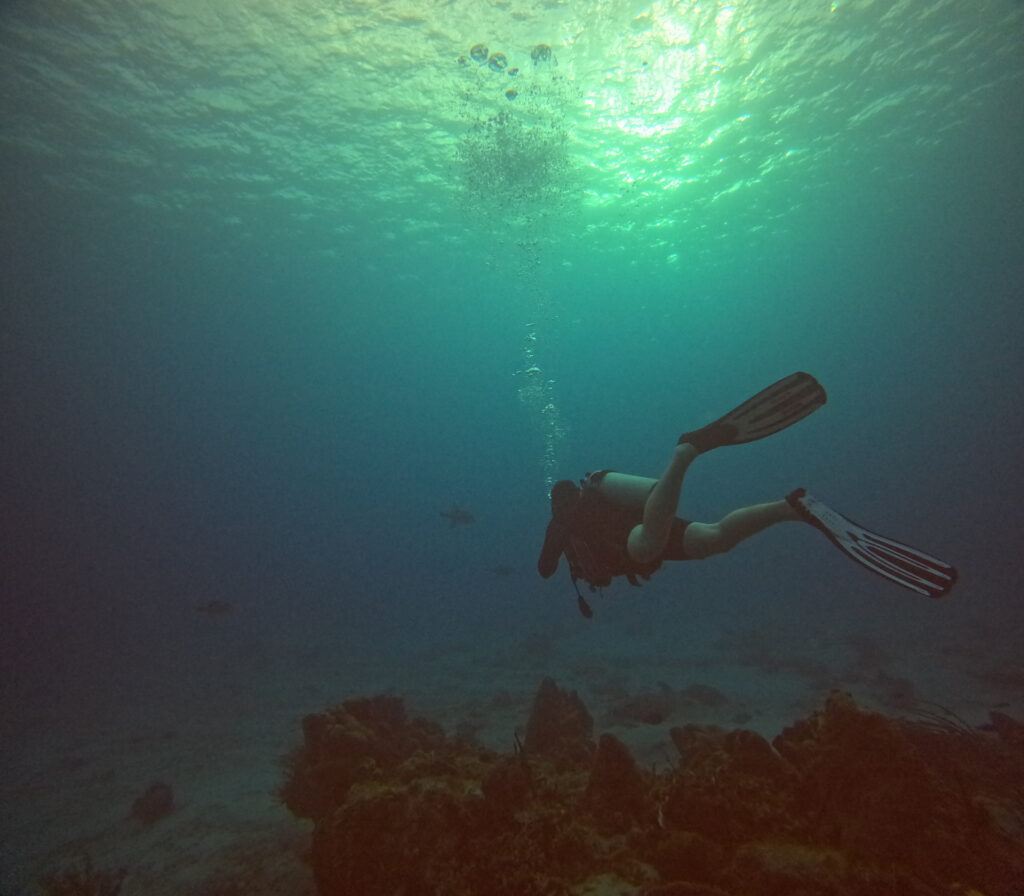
196;599;233;617
489;564;517;577
440;504;476;527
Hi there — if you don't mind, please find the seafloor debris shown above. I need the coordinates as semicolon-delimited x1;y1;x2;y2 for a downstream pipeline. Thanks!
130;780;174;824
280;683;1024;896
607;682;730;727
38;854;126;896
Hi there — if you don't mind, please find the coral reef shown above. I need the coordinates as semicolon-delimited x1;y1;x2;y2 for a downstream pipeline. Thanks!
38;855;126;896
523;675;594;766
281;683;1024;896
586;733;645;832
130;780;174;824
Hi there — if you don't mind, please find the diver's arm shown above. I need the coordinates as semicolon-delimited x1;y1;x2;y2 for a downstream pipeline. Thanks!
537;518;567;578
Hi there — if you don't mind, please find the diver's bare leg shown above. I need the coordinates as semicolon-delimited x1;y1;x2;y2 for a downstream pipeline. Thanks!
683;500;800;560
627;442;699;563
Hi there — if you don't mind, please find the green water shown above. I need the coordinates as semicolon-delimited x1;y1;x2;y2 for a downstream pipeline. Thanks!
4;0;1019;267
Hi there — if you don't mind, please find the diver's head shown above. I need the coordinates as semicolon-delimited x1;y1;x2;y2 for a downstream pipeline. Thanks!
550;479;580;518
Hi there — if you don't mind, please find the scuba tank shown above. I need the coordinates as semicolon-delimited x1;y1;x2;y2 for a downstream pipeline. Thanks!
582;470;657;511
568;470;661;618
569;470;659;617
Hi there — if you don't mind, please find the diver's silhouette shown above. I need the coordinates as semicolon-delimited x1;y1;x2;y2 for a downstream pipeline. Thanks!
537;373;956;617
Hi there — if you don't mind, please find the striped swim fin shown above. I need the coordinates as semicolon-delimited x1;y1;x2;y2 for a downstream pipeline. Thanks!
786;488;957;598
680;372;827;452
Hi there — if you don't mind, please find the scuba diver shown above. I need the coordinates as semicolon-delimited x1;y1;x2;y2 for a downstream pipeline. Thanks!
537;372;957;617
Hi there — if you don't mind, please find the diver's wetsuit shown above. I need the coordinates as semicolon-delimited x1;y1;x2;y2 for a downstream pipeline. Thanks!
537;476;691;590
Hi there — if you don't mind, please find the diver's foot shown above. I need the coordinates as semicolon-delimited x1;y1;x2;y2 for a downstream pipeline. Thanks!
786;487;810;521
678;421;738;453
785;487;807;511
673;440;699;462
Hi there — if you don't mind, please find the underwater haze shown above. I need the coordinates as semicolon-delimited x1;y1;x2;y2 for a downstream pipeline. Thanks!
2;0;1024;892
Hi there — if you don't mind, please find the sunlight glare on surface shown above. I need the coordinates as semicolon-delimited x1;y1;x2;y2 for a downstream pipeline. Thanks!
586;0;754;198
